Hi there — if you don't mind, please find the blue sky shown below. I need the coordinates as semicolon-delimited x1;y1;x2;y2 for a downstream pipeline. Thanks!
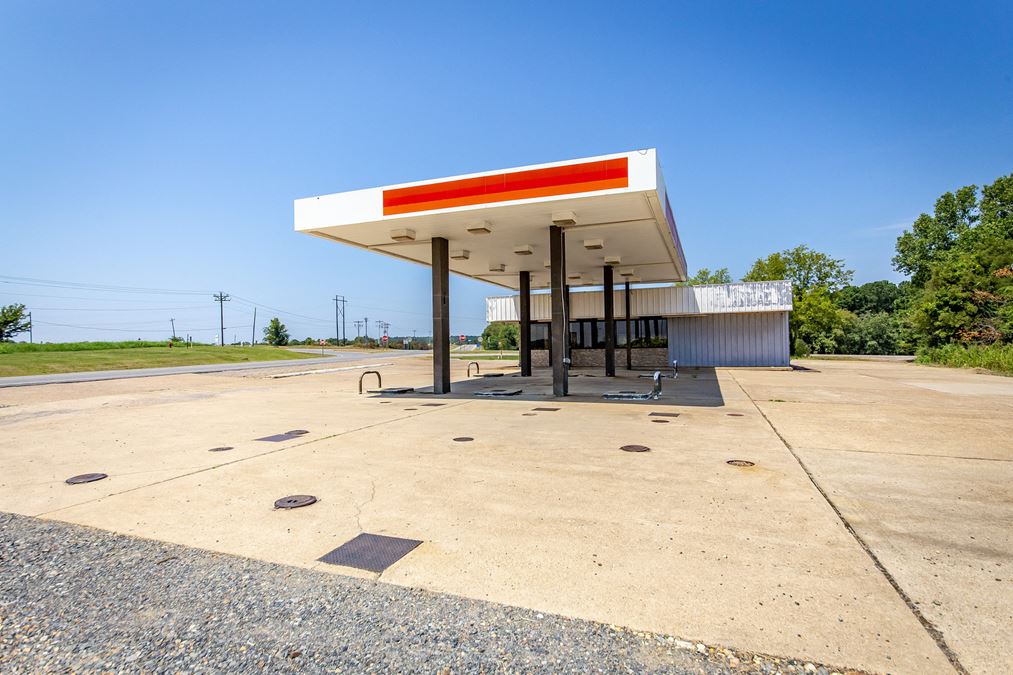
2;1;1011;342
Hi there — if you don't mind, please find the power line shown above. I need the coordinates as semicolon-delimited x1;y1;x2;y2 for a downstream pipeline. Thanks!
0;275;208;295
19;305;207;311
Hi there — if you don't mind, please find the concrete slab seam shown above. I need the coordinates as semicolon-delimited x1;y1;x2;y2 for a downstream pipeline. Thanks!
726;371;968;675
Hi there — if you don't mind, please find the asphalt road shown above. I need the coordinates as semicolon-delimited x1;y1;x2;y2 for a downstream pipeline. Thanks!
0;512;844;674
0;350;424;388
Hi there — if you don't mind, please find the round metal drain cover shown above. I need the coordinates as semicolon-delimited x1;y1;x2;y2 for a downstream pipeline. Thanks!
726;413;744;417
651;419;670;424
286;429;309;435
66;473;107;484
621;445;651;453
522;413;536;416
405;407;417;411
208;446;233;452
726;460;755;467
453;437;474;442
274;495;317;509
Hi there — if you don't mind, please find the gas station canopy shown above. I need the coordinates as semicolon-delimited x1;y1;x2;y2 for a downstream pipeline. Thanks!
294;149;687;290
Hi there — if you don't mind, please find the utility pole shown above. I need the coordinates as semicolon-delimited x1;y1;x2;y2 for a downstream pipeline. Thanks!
213;292;230;346
28;311;32;343
333;295;346;344
170;318;176;340
353;320;363;338
375;320;384;341
251;307;257;345
363;317;369;339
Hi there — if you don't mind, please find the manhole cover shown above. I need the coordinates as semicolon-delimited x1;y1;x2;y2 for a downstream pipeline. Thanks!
421;403;445;407
651;419;670;424
649;412;680;418
286;429;309;435
726;413;744;417
208;446;234;452
453;437;474;442
404;407;418;411
620;445;651;453
532;407;559;412
522;413;536;416
274;495;317;509
726;460;755;467
318;533;423;573
65;473;107;484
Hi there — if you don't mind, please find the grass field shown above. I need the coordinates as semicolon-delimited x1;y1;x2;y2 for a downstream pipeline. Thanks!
0;344;319;377
916;343;1013;376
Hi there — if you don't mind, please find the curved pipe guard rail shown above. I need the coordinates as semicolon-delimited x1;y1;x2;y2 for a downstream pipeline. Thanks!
358;370;381;394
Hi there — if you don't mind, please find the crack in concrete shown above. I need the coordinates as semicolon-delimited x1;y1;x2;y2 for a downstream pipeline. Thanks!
353;479;376;533
727;370;969;675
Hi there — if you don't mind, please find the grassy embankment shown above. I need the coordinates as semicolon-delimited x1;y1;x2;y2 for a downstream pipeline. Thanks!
916;343;1013;376
0;341;319;377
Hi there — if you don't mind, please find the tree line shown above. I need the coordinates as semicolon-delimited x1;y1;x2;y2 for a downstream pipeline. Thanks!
742;172;1012;361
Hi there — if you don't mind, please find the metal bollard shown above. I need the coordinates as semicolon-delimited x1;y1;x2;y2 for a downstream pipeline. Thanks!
358;370;381;394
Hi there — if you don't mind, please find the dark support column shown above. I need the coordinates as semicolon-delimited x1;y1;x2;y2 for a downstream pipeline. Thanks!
604;265;615;376
519;271;531;376
624;280;632;370
432;237;450;393
549;226;568;396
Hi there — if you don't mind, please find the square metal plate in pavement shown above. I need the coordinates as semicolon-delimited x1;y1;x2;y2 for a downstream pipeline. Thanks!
318;533;423;573
255;432;300;442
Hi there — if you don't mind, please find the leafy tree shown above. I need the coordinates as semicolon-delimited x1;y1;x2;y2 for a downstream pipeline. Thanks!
677;268;732;285
910;237;1013;346
0;303;31;342
743;246;853;354
790;288;850;355
834;280;903;315
894;174;1013;348
262;317;290;346
836;312;905;355
743;245;853;294
893;185;979;286
481;322;519;350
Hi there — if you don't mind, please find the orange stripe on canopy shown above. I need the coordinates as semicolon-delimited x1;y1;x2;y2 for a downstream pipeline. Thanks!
383;157;629;216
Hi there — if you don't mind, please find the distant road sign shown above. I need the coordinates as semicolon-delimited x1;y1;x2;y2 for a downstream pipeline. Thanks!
459;335;466;342
381;335;388;343
318;339;325;346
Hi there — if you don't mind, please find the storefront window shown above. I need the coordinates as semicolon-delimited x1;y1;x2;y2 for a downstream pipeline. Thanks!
529;323;550;350
561;317;667;349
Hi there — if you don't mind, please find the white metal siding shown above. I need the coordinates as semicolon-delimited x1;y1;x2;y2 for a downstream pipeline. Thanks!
486;281;792;322
667;312;790;367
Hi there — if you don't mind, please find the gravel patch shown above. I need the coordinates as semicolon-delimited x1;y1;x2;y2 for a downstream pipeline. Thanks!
0;512;862;674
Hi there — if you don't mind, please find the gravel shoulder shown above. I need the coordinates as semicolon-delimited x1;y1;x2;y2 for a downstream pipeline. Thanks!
0;512;859;674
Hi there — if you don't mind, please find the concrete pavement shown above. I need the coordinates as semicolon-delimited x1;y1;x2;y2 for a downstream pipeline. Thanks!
1;356;1009;673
